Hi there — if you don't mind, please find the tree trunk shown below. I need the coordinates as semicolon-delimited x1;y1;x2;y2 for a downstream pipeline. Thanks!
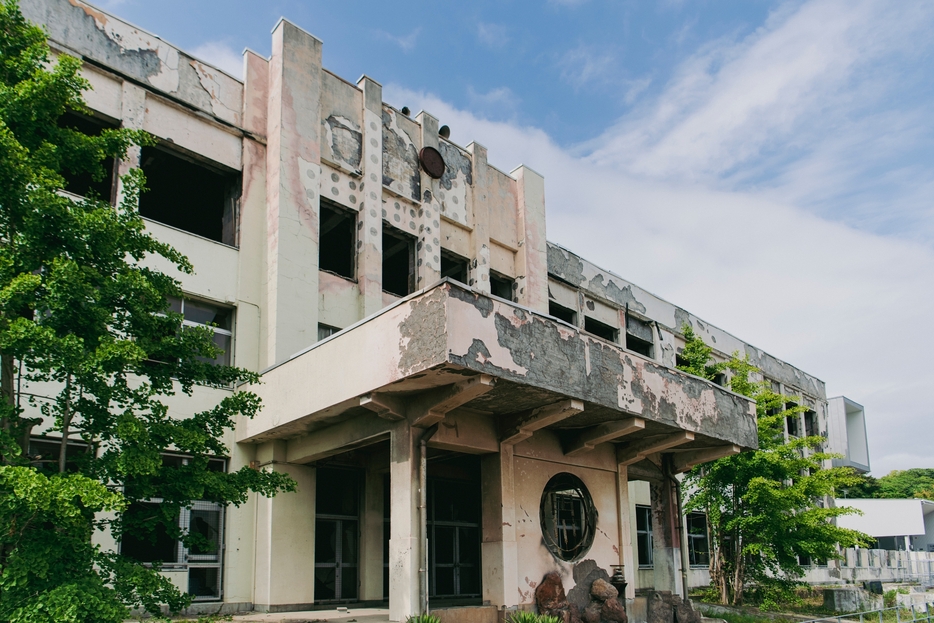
58;376;73;473
1;352;18;461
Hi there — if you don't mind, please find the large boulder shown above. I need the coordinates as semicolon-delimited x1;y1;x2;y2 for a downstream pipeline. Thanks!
591;578;619;602
535;572;582;623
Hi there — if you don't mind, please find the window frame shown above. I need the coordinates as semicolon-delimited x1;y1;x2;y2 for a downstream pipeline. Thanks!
686;511;710;567
636;504;654;567
167;296;234;367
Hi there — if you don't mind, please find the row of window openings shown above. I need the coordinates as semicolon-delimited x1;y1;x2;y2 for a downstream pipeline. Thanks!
635;506;710;569
320;201;516;300
549;301;655;359
60;112;239;247
28;439;226;600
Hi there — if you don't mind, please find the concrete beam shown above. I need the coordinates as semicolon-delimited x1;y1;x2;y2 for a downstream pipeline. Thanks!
672;444;741;473
359;393;406;421
616;431;694;466
500;399;584;445
286;414;392;463
564;417;645;457
408;374;495;427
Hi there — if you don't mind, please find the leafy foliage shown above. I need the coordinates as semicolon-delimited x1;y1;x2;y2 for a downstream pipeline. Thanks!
677;325;871;606
850;469;934;500
0;2;295;620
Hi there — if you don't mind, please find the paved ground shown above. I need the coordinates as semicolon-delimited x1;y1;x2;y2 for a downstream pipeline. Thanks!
230;607;391;623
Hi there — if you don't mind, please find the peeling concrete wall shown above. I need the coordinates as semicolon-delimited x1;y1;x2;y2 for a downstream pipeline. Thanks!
382;107;421;202
546;243;827;400
24;0;243;128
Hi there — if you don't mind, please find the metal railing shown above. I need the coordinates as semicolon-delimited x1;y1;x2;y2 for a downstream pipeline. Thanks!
799;604;933;623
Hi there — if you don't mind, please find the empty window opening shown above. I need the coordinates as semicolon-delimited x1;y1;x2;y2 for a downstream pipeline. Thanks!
786;405;800;438
804;410;819;437
59;111;118;202
626;333;653;358
28;436;90;474
711;372;727;387
687;512;710;567
382;228;415;297
319;200;356;279
584;317;618;342
168;296;233;366
490;272;515;302
549;301;576;325
636;505;653;567
440;250;469;285
139;146;240;246
318;323;341;341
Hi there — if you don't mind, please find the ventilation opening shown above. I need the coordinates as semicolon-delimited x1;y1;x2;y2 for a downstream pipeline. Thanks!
139;146;240;246
319;200;356;280
626;333;653;358
59;111;118;202
549;301;576;325
318;323;340;341
440;250;469;285
490;272;515;302
584;317;618;342
382;228;415;297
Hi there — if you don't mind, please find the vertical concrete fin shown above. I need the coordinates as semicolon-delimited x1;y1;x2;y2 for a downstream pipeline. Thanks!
468;142;492;294
512;165;548;312
415;111;441;290
358;76;384;316
265;21;323;365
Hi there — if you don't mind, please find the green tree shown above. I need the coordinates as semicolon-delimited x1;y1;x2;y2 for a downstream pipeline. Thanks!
876;469;934;500
0;3;294;621
676;325;870;607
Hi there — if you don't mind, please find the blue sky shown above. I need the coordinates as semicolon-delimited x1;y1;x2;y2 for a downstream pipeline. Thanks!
94;0;934;475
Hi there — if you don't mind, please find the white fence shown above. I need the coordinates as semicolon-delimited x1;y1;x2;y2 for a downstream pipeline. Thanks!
801;550;934;586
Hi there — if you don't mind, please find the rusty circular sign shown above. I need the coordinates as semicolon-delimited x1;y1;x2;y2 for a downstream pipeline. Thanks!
419;146;446;179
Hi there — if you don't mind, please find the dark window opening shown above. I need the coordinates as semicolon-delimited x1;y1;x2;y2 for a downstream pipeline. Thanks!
540;473;596;562
711;372;727;387
139;146;240;246
490;272;515;302
382;228;415;297
626;333;654;358
315;467;361;603
687;512;710;566
636;505;653;567
549;301;577;325
584;317;618;342
798;554;812;567
28;437;91;474
318;323;341;341
319;201;356;279
804;410;819;437
675;354;688;369
121;502;180;564
786;403;800;437
440;250;469;285
58;111;117;202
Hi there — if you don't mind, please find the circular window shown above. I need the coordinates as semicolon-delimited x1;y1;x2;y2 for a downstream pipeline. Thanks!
540;472;597;562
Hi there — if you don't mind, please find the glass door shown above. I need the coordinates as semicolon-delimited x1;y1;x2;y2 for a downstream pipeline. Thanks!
315;467;361;602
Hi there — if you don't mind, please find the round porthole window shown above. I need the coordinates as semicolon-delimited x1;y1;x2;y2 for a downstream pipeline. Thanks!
540;472;597;562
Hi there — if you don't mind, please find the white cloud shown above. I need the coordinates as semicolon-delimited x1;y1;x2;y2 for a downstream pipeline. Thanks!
377;28;421;53
190;41;243;79
386;0;934;478
477;22;508;49
466;86;520;119
558;45;616;89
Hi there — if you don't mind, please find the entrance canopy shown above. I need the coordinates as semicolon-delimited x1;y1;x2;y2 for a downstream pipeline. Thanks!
240;280;756;466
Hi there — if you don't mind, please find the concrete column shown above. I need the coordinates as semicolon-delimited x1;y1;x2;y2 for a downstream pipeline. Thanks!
264;19;322;366
357;76;384;317
238;49;269;373
360;454;385;601
480;444;519;607
617;464;636;599
115;82;146;202
511;165;548;313
414;112;441;290
649;477;678;593
389;421;420;620
253;441;316;611
467;142;491;294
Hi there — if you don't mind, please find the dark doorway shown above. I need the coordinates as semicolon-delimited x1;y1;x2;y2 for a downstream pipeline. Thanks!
315;467;361;602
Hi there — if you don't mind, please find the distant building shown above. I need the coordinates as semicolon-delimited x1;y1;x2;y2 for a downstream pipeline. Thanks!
836;499;934;552
22;0;871;618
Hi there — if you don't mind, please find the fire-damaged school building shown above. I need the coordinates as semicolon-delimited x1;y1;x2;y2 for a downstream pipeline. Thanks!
23;1;843;620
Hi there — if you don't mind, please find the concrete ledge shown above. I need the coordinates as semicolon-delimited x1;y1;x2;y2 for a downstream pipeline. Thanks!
433;605;499;623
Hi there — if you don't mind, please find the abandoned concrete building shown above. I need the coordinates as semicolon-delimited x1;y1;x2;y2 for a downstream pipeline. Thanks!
23;0;864;619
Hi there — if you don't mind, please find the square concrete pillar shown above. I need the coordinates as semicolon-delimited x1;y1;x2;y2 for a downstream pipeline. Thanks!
480;444;519;607
511;165;548;313
357;76;384;317
253;442;316;611
360;454;385;601
649;477;678;593
264;19;323;366
389;421;420;620
616;464;637;599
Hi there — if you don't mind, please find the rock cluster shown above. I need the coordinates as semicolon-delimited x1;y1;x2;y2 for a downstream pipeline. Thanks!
535;572;627;623
646;591;701;623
